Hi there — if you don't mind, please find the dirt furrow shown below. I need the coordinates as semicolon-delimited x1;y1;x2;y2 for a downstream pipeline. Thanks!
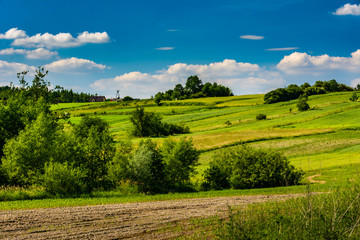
0;194;300;239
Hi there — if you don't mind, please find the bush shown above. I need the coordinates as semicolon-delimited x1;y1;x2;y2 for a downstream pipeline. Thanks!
350;92;359;102
42;161;86;196
130;107;189;137
127;140;166;193
256;113;266;120
297;94;310;111
161;138;199;185
122;96;133;101
203;145;303;190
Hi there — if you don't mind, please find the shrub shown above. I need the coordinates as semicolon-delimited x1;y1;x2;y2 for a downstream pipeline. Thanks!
350;92;359;102
161;138;199;185
42;161;86;196
130;107;189;137
256;113;266;120
203;145;303;190
127;140;166;193
297;94;310;111
122;96;133;101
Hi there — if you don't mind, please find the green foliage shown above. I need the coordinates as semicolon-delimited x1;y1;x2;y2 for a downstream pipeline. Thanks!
297;94;310;111
264;80;353;104
128;140;166;193
161;138;199;185
107;141;133;185
185;75;203;95
122;96;133;101
256;113;266;120
203;145;303;190
349;92;359;102
42;161;86;196
1;113;58;185
73;116;115;191
130;107;189;137
220;186;360;239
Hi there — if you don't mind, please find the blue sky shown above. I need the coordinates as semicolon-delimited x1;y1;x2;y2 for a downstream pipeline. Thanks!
1;0;360;98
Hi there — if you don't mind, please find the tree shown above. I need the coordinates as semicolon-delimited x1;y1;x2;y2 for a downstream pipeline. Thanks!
185;75;203;95
1;113;58;185
161;138;199;185
154;92;164;106
128;140;166;193
130;107;189;137
297;94;310;111
350;92;359;102
73;116;115;191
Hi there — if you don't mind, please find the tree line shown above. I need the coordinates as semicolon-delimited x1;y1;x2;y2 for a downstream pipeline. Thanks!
0;68;92;103
264;79;354;104
154;75;233;105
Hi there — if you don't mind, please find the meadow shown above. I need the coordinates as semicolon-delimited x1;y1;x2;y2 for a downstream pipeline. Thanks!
1;91;360;210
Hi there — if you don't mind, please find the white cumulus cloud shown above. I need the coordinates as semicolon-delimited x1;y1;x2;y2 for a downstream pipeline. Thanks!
0;60;36;76
10;30;110;48
240;35;264;40
0;28;28;39
0;47;58;59
277;50;360;74
350;78;360;88
333;3;360;16
91;59;284;98
45;57;107;73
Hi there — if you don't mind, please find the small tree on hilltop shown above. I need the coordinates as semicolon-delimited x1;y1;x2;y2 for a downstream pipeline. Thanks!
297;94;310;111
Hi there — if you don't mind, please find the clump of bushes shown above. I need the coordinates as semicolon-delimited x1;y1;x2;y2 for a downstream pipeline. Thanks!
264;79;353;104
256;113;267;120
297;94;310;111
130;106;189;137
202;145;303;190
108;137;199;193
350;92;359;102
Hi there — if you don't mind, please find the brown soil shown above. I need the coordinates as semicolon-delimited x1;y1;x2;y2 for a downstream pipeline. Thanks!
0;194;300;240
307;174;326;184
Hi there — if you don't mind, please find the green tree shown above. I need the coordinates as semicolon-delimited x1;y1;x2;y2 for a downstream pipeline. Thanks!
1;113;58;185
185;75;203;95
297;94;310;111
350;92;359;102
128;140;166;193
161;138;199;185
73;116;116;191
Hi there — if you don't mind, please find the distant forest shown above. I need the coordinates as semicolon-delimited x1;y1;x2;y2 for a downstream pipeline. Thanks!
264;79;356;104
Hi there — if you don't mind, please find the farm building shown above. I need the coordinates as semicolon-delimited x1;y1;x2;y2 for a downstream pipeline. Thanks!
89;96;106;102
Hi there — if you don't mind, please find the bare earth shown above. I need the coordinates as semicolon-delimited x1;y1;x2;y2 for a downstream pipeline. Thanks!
0;194;300;240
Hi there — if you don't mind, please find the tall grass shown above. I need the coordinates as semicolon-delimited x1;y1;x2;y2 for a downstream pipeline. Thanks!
219;185;360;239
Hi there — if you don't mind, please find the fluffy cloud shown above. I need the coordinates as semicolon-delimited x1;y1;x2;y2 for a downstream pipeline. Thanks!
333;3;360;16
240;35;264;40
45;57;107;73
0;47;58;59
91;59;285;98
10;30;110;48
0;60;36;76
277;50;360;74
0;28;28;39
350;78;360;88
266;47;299;51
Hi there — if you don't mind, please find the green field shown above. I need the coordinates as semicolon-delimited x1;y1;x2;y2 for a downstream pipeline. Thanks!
53;91;360;185
1;92;359;210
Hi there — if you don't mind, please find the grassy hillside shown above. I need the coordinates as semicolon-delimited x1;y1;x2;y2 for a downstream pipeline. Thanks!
51;91;360;190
